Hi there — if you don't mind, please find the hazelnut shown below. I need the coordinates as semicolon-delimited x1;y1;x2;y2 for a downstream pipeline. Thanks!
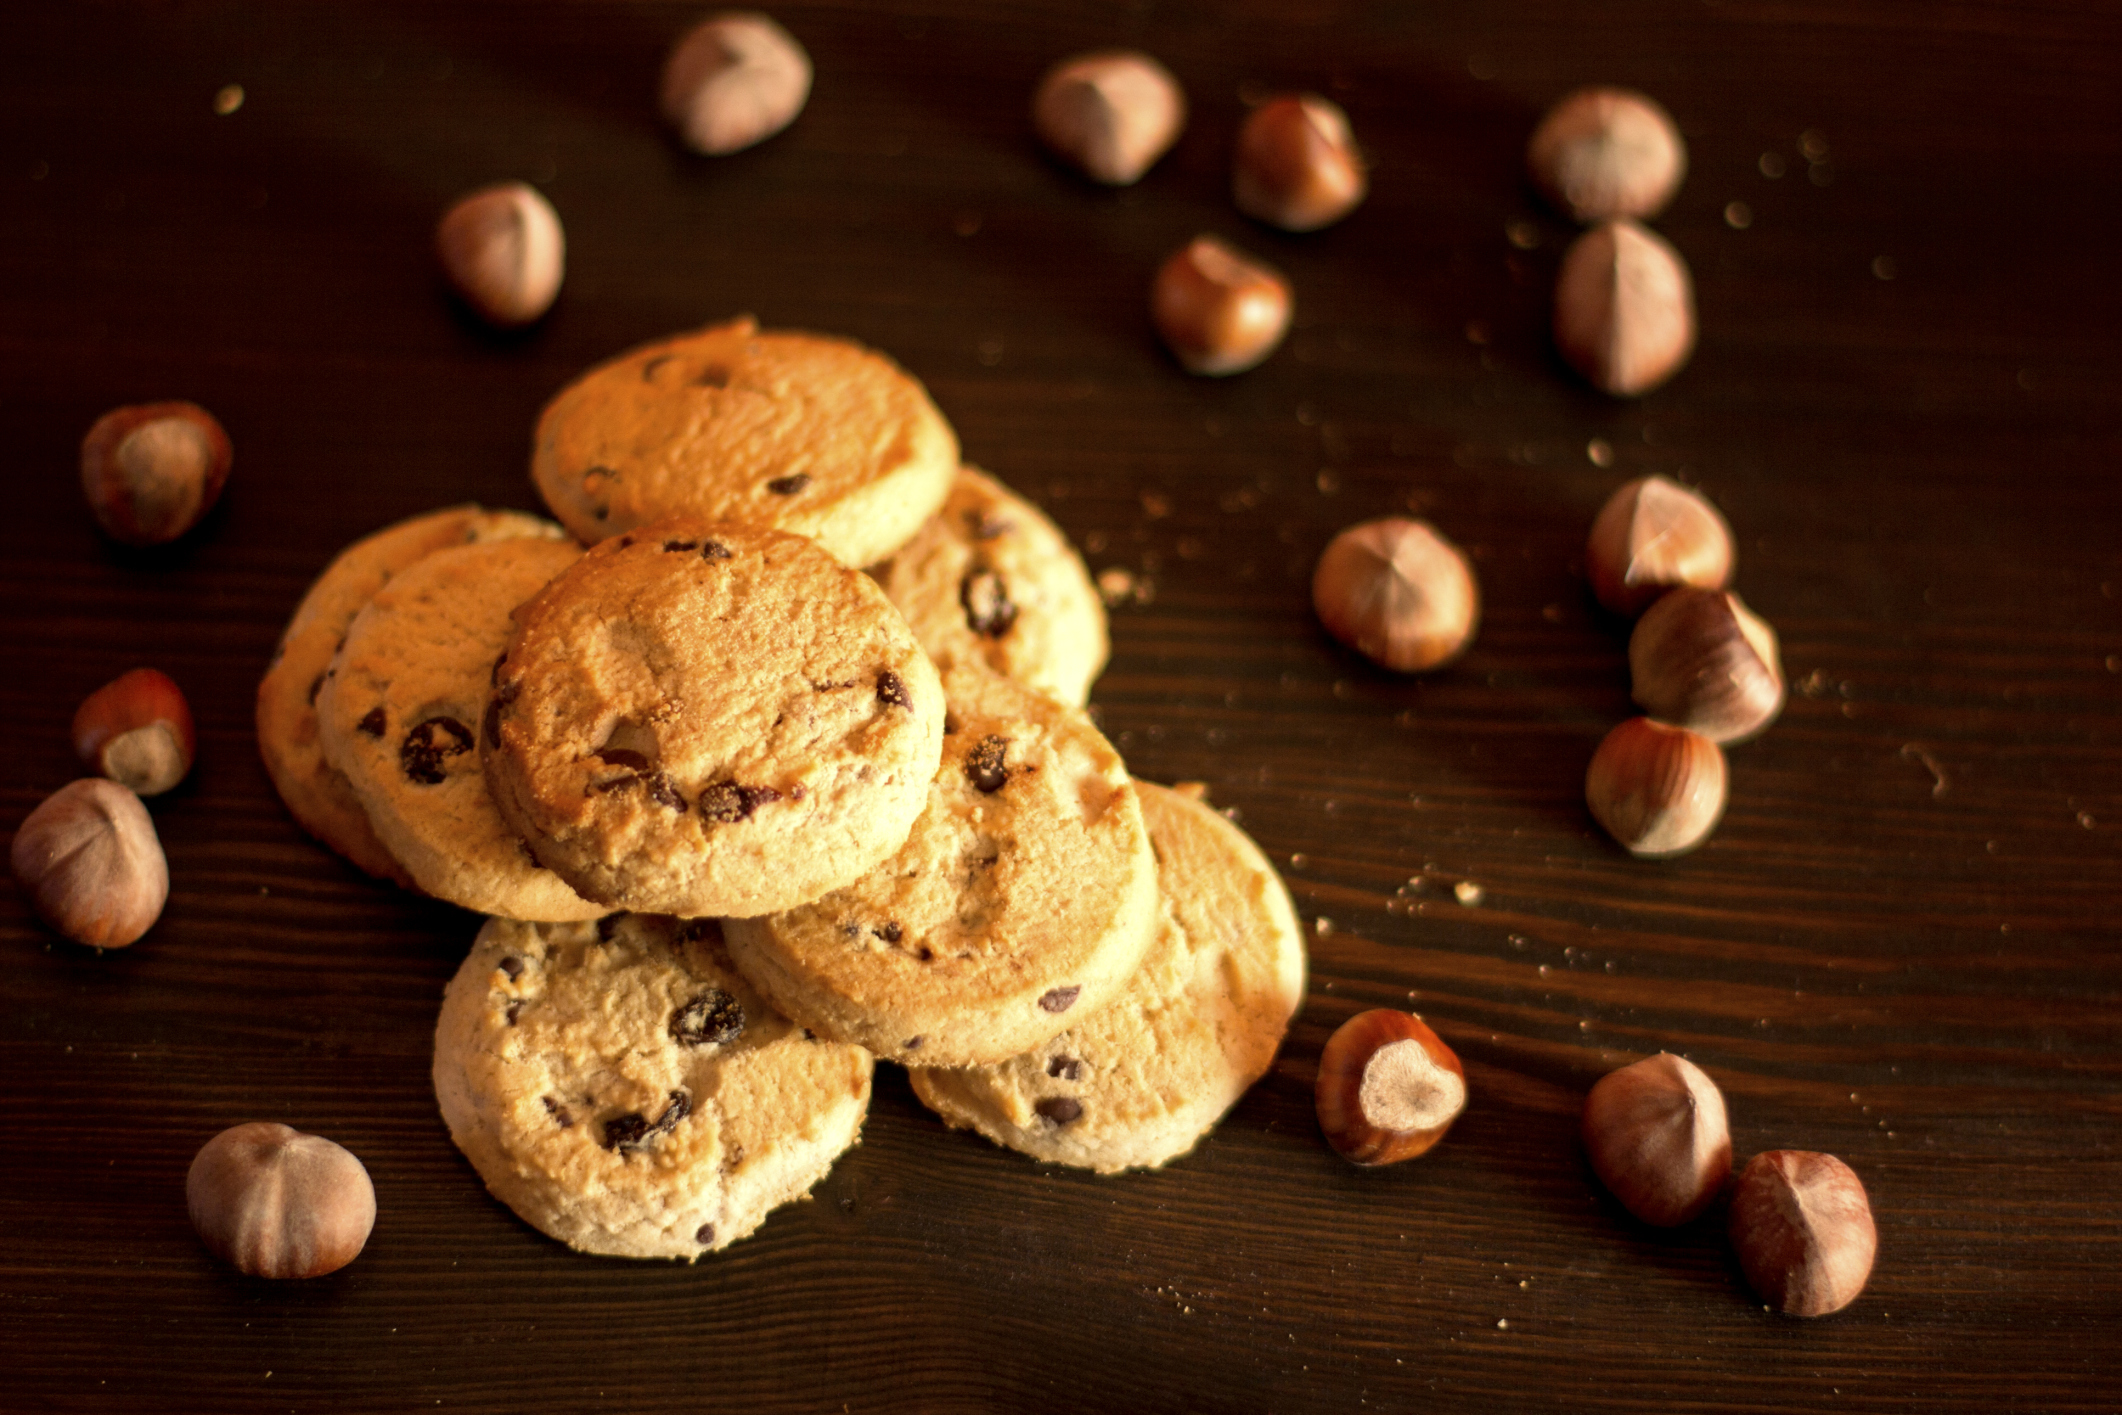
1553;219;1696;397
9;778;168;948
1727;1149;1877;1317
1150;235;1292;376
1585;475;1734;616
1315;1009;1468;1165
1629;587;1784;744
79;402;232;547
1232;94;1367;232
1527;86;1688;223
186;1122;376;1279
1312;518;1479;672
1585;717;1727;858
1582;1052;1731;1224
1032;50;1185;186
72;668;196;797
659;11;813;156
435;181;565;327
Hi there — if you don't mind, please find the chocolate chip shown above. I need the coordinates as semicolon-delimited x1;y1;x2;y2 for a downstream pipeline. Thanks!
876;669;911;711
498;955;524;979
617;535;635;549
482;681;519;749
306;673;325;706
695;1222;716;1246
1047;1055;1082;1081
670;989;745;1047
876;921;902;944
960;565;1018;638
801;1028;817;1041
767;473;811;496
596;915;621;942
543;1096;574;1128
698;780;781;823
662;539;698;552
902;1037;923;1052
1038;986;1081;1014
701;541;732;561
596;747;652;771
965;735;1010;793
651;1090;691;1137
1035;1097;1084;1126
917;946;934;962
602;1113;652;1151
679;919;724;945
695;363;730;388
401;715;473;784
644;772;688;812
505;1000;525;1026
489;654;507;687
357;706;387;738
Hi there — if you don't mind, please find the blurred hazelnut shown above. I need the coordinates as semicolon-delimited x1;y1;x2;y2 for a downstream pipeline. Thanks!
1554;219;1695;397
1728;1149;1877;1317
9;778;168;949
1032;50;1185;185
1528;86;1687;223
1150;235;1292;375
1582;1052;1732;1224
187;1122;376;1279
1585;717;1727;858
80;402;232;547
1315;1009;1467;1166
436;181;565;327
1232;94;1367;231
660;11;813;156
1629;587;1784;743
1586;475;1734;616
73;668;196;797
1313;517;1479;672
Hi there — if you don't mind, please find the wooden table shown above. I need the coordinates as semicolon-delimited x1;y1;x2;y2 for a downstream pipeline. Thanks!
4;2;2117;1410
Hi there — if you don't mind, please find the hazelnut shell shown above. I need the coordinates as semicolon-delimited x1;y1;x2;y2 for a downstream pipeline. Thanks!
1150;235;1292;376
1528;86;1687;223
80;402;232;547
1586;475;1734;616
1032;50;1186;185
187;1122;376;1279
1315;1009;1467;1166
1582;1052;1732;1224
1629;587;1784;744
659;12;813;156
1232;94;1367;232
1585;717;1727;858
1312;518;1479;672
1728;1149;1877;1317
9;777;168;949
72;667;196;797
1553;219;1696;397
436;181;566;327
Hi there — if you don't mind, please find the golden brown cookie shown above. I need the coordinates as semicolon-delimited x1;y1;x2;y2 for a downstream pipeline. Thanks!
433;913;873;1260
909;782;1306;1172
874;466;1108;707
530;317;958;567
257;506;565;884
721;665;1159;1068
483;519;945;918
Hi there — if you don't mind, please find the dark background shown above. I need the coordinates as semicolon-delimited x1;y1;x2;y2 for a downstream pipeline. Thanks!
3;1;2119;1411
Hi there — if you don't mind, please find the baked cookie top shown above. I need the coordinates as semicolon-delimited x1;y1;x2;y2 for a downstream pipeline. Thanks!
433;913;873;1260
721;665;1159;1068
256;505;564;884
874;466;1108;707
316;536;602;921
483;519;945;918
530;317;959;568
909;781;1307;1173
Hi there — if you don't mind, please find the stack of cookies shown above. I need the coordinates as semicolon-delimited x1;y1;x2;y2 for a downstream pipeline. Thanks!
256;317;1306;1260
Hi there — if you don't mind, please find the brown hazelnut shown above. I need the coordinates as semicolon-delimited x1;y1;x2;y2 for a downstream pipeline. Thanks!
1586;475;1734;617
1629;587;1784;744
436;181;565;327
1315;1009;1467;1165
1553;219;1696;397
1232;94;1367;232
1585;717;1727;858
72;668;196;797
1528;86;1687;223
1312;517;1479;672
80;402;232;547
1582;1052;1731;1224
1728;1149;1877;1317
1032;50;1185;186
659;11;813;156
186;1122;376;1279
9;778;168;949
1150;235;1292;376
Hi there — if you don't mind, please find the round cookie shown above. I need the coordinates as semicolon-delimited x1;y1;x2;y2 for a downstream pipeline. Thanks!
721;664;1159;1068
531;317;959;567
484;519;945;918
433;913;874;1259
873;466;1108;707
909;781;1306;1173
257;506;565;883
316;536;602;921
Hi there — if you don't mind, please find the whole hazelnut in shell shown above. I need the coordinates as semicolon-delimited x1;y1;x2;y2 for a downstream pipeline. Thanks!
1313;518;1479;672
80;401;232;547
10;777;168;949
1315;1010;1467;1166
1232;94;1367;232
1728;1149;1877;1317
1586;475;1734;617
436;181;566;327
1150;235;1292;376
187;1122;376;1279
1585;717;1727;858
1554;219;1696;397
660;11;813;156
1528;86;1687;223
1033;50;1186;186
1582;1052;1731;1224
72;667;196;797
1628;587;1784;744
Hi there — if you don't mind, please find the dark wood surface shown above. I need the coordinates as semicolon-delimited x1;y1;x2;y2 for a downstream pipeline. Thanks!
4;2;2119;1410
